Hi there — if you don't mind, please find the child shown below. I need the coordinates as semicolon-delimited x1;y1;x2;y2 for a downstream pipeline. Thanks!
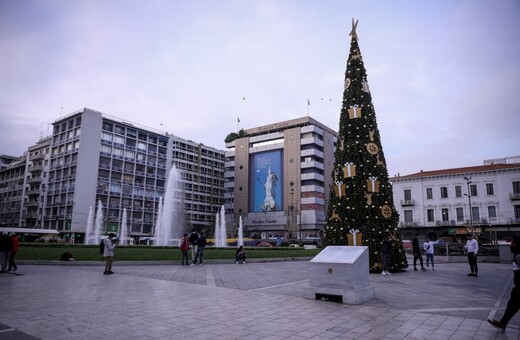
180;234;189;265
235;245;246;264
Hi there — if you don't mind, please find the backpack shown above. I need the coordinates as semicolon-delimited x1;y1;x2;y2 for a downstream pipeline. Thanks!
99;239;104;254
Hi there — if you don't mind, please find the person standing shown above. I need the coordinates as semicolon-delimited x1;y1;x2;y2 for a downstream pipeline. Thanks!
423;236;436;270
192;232;206;265
488;235;520;332
180;234;189;266
189;231;199;264
235;245;246;264
8;233;19;271
380;234;395;276
103;233;117;275
0;232;13;273
412;233;426;271
465;234;479;277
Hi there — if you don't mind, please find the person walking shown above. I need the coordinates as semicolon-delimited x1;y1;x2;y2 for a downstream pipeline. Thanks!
412;233;426;271
465;234;479;277
380;234;395;276
423;236;436;270
180;234;189;265
189;231;199;264
192;232;206;265
7;233;19;271
103;233;117;275
235;245;246;264
0;232;13;273
488;235;520;332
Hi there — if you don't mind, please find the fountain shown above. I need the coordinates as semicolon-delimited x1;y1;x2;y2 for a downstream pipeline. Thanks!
214;211;220;246
84;206;94;245
154;166;184;246
119;208;128;246
238;215;244;247
94;200;103;244
154;197;163;245
214;205;227;247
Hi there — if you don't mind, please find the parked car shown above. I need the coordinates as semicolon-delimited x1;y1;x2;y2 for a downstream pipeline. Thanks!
257;242;273;247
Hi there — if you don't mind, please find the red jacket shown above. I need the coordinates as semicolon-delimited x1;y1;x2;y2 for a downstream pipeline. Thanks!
180;238;188;251
11;235;19;253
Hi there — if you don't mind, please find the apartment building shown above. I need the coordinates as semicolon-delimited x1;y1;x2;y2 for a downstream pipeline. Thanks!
0;108;224;241
392;160;520;240
224;116;337;243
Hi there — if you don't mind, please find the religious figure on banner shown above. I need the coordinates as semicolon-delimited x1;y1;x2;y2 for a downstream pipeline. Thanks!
262;167;278;211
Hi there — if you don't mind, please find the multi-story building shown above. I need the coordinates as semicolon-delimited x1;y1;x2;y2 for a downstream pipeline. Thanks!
0;138;51;228
0;107;225;242
0;156;26;227
0;155;17;170
392;160;520;240
224;116;337;244
171;135;225;232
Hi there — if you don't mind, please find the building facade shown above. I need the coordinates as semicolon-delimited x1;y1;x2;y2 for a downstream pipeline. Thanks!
224;116;337;244
0;108;224;242
392;161;520;240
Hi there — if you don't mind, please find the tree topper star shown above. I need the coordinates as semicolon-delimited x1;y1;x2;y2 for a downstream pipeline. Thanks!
349;19;359;41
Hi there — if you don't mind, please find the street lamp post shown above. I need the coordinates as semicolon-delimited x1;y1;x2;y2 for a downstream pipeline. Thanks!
40;183;47;228
464;176;474;235
298;200;302;244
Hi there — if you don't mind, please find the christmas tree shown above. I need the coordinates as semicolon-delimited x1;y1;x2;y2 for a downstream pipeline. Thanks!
324;20;408;272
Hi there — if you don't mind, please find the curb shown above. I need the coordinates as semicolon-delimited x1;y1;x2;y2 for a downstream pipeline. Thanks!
17;257;314;266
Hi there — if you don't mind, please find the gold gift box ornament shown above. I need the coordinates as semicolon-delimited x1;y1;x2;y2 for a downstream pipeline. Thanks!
348;104;362;119
334;180;346;197
366;176;380;193
342;162;356;178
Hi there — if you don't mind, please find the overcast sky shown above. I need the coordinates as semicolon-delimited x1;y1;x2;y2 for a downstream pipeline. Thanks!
1;0;519;176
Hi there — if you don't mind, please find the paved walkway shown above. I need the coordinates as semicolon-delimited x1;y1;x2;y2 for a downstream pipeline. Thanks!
1;257;519;339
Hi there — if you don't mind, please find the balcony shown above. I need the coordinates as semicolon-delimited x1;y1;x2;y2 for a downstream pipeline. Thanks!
27;176;42;184
399;222;418;228
400;199;415;207
301;160;324;170
300;137;324;147
24;201;39;208
29;164;43;172
510;193;520;201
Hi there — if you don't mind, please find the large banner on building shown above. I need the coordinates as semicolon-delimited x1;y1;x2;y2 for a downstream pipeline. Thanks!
250;150;283;212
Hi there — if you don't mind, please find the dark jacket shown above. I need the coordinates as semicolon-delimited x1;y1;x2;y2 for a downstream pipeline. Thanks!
189;232;199;245
196;235;207;248
412;237;420;253
0;234;13;252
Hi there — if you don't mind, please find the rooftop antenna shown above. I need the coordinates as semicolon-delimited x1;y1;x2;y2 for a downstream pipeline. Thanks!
59;107;63;119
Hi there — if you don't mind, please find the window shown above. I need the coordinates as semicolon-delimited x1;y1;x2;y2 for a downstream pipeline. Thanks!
404;189;412;202
455;185;462;198
486;183;494;196
488;206;497;220
441;208;449;221
114;135;124;145
115;125;125;135
513;181;520;194
101;132;112;142
456;208;464;222
470;184;478;197
426;188;433;199
471;207;480;222
440;187;448;198
427;209;434;222
404;210;413;223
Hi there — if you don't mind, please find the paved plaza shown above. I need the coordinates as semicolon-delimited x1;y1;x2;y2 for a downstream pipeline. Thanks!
1;256;519;340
